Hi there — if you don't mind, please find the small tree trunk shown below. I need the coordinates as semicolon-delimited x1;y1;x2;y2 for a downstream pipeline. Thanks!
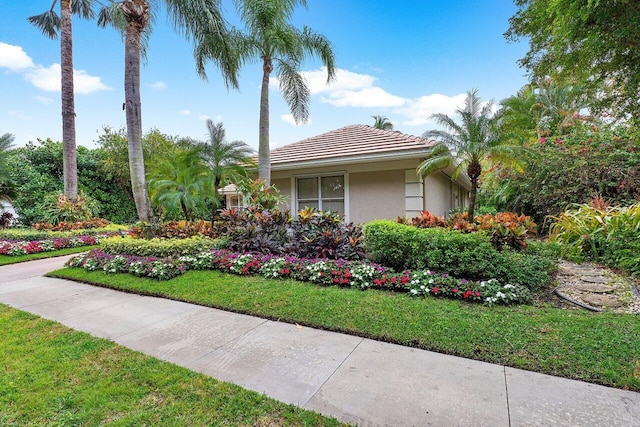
468;178;478;221
122;0;155;222
258;57;272;185
60;0;78;201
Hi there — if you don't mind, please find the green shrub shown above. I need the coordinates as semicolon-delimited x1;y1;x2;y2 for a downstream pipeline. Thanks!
100;236;220;258
364;220;553;290
0;225;127;241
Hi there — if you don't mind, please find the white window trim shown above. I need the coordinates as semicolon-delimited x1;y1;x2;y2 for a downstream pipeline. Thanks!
290;171;349;222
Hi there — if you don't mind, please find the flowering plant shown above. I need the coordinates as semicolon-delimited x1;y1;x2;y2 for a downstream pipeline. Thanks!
0;235;100;256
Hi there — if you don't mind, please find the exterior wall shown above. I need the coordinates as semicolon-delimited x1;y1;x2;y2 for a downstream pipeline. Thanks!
270;160;469;223
349;170;404;223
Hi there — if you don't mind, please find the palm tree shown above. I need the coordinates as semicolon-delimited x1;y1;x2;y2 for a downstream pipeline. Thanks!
419;89;523;220
29;0;96;201
97;0;235;222
195;120;255;221
147;149;210;221
0;133;17;207
372;115;394;131
196;0;336;185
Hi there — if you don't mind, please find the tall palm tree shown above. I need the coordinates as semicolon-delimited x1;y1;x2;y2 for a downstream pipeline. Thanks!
419;89;523;220
195;119;255;221
372;115;394;131
29;0;96;201
0;133;17;207
97;0;235;222
196;0;336;185
147;149;210;221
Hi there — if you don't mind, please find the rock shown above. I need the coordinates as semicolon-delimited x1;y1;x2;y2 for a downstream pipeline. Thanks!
574;283;614;293
582;294;624;308
580;275;611;284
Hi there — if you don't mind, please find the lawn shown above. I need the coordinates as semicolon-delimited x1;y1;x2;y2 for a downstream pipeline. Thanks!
50;267;640;392
0;304;345;426
0;246;98;266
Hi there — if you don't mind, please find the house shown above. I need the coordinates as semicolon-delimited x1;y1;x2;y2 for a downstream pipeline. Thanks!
225;125;471;223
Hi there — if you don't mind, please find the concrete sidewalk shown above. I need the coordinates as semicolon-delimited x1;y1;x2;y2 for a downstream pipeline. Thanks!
1;257;638;426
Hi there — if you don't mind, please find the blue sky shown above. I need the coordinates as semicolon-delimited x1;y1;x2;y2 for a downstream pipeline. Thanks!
0;0;530;151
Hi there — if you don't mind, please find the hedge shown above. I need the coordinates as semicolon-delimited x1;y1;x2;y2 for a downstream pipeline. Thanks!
363;220;554;291
99;236;222;258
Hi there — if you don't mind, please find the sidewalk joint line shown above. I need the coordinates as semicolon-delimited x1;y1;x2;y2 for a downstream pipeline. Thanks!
301;336;365;408
504;366;512;427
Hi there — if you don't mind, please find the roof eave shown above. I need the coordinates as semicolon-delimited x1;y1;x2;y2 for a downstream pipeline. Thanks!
271;148;432;171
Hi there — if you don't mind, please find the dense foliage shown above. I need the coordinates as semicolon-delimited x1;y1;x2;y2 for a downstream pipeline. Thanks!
6;140;137;225
100;235;219;258
483;117;640;227
399;210;537;251
506;0;640;123
549;201;640;277
364;220;554;291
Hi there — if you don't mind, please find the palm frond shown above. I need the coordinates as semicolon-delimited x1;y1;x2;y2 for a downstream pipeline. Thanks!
416;144;455;177
72;0;96;19
300;26;336;82
277;59;310;124
28;10;61;39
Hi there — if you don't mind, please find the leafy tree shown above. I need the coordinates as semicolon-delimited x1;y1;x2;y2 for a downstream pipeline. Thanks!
29;0;96;201
194;120;255;220
419;89;523;220
196;0;336;185
499;80;587;139
506;0;640;123
147;149;211;220
372;115;394;131
97;0;234;222
0;133;17;207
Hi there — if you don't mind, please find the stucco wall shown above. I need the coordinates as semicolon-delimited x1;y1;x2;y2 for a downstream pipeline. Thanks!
271;178;291;212
424;173;452;216
349;170;404;223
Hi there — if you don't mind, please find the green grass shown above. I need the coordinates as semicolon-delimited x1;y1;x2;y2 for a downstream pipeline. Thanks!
49;268;640;392
0;304;345;426
0;246;98;266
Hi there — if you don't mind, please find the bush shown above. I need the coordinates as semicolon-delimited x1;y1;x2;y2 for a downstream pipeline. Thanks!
364;220;553;290
0;225;126;241
100;236;220;258
129;220;213;239
33;218;111;231
213;207;366;260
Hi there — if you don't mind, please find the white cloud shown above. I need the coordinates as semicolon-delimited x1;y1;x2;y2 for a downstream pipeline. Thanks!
24;64;110;94
149;81;166;90
321;86;406;108
8;111;28;120
395;93;468;127
281;114;312;126
198;114;211;121
33;95;54;105
179;109;191;116
0;42;34;71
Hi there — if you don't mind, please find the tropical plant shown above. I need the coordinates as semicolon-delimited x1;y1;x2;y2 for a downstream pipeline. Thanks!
42;192;100;224
196;0;336;185
0;133;16;207
194;119;255;220
372;115;394;131
29;0;96;201
97;0;235;222
237;179;288;211
419;89;524;220
147;149;211;221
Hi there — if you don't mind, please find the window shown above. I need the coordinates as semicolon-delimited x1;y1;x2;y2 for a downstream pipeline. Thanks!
226;194;244;210
296;175;345;215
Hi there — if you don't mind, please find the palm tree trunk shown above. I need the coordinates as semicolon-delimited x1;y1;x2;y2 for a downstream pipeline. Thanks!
60;0;78;201
122;0;154;222
258;57;272;185
468;179;478;221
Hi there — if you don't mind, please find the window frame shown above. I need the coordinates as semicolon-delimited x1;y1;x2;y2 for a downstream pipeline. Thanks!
292;171;349;221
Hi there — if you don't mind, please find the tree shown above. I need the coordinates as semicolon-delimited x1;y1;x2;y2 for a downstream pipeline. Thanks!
196;0;336;185
372;115;393;131
506;0;640;123
419;89;523;220
147;149;211;221
0;133;17;207
97;0;234;222
195;119;255;220
29;0;96;201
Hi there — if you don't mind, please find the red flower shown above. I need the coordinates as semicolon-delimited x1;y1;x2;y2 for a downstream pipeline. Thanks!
475;291;481;297
432;287;439;294
452;287;458;294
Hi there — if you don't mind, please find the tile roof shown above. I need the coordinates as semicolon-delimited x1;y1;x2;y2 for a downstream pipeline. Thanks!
269;124;437;167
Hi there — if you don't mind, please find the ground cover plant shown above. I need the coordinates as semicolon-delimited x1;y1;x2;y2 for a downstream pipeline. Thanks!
49;267;640;392
66;249;532;306
0;235;101;257
0;304;344;426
